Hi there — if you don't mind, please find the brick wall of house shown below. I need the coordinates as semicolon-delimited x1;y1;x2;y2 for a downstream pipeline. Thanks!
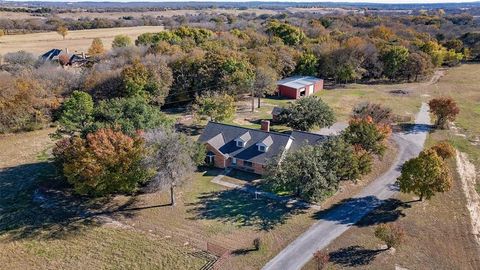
205;143;227;168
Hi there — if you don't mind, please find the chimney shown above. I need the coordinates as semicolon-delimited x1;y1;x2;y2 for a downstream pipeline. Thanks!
260;120;270;132
65;48;69;55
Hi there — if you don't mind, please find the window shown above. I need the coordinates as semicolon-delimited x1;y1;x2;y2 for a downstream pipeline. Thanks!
244;161;253;167
206;155;214;164
232;158;237;165
258;145;266;152
236;140;244;148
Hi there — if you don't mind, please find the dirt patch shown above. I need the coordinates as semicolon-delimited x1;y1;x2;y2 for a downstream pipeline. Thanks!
456;151;480;246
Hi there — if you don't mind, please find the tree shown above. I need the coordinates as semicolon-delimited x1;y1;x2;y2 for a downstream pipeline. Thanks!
278;96;335;131
374;223;405;249
352;102;392;125
396;149;452;201
266;20;305;46
265;137;368;201
112;34;133;48
402;52;433;81
192;92;236;122
57;26;68;40
120;59;172;105
53;129;149;196
428;97;460;129
296;52;318;76
143;128;202;205
88;38;105;56
89;97;174;136
342;117;390;156
121;59;149;98
252;66;278;110
313;251;330;270
58;91;94;134
430;141;455;160
381;46;409;80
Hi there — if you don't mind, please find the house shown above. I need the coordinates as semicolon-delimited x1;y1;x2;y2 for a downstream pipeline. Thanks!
277;76;323;99
39;48;91;67
198;120;326;175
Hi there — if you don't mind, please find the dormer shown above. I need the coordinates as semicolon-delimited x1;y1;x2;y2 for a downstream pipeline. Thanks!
235;132;251;148
257;136;273;152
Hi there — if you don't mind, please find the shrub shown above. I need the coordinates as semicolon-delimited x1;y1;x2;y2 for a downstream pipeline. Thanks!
374;223;405;249
53;129;149;196
430;141;455;160
313;250;330;270
352;102;392;124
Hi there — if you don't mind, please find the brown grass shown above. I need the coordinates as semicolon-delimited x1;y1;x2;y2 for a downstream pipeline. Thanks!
0;26;164;55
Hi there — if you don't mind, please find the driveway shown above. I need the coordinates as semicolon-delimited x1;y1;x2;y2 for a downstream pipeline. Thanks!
262;103;431;270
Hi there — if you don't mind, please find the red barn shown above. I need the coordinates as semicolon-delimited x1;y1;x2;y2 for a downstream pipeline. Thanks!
277;76;324;99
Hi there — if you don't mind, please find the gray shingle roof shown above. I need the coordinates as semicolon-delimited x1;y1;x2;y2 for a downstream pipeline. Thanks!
198;122;292;165
199;122;330;165
277;76;323;89
289;131;327;152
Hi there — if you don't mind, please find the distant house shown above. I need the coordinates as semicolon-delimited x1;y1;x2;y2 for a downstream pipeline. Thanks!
40;49;63;62
198;120;326;175
277;76;324;99
39;48;90;67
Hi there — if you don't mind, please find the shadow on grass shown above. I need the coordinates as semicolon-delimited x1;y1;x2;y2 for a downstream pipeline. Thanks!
313;196;410;227
329;245;384;267
187;188;307;231
0;162;103;241
231;247;258;256
175;123;204;136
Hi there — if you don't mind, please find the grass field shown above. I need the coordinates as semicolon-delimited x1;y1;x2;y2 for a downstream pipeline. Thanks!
0;26;165;55
0;129;208;270
0;8;279;21
302;64;480;270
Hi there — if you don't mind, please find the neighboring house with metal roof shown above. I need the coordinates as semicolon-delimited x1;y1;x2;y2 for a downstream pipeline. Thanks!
277;76;324;99
198;121;326;175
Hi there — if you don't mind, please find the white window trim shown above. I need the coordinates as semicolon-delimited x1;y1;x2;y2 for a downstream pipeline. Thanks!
236;140;244;148
258;145;267;152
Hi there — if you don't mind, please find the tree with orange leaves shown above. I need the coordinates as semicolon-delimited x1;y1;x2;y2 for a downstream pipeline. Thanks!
428;97;460;129
53;128;149;196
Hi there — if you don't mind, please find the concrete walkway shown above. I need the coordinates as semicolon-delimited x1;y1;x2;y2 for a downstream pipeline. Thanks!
262;103;431;270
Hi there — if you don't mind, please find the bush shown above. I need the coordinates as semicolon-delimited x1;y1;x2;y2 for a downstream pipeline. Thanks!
374;223;405;249
53;128;150;196
352;102;392;124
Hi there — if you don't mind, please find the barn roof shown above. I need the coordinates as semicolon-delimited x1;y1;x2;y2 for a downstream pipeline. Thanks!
277;76;323;89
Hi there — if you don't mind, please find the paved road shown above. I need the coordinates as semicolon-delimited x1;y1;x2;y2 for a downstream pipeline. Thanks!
262;103;431;270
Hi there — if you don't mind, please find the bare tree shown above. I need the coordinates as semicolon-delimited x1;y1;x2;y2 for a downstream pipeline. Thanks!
143;128;197;206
